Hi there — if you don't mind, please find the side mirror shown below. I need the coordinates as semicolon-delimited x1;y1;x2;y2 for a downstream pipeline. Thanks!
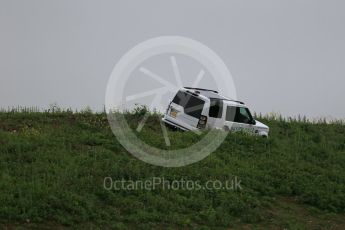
251;119;256;125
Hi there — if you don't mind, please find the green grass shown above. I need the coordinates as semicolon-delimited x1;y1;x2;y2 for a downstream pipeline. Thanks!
0;108;344;229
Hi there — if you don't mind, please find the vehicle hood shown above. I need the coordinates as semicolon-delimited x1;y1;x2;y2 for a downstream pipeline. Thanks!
255;120;269;130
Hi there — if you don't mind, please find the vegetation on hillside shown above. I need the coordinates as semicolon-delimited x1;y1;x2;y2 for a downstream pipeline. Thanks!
0;108;344;229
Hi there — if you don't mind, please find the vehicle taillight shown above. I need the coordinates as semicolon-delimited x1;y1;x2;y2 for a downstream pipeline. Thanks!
197;115;207;129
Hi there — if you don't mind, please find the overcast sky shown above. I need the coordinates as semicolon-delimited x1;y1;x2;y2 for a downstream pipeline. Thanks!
1;0;344;119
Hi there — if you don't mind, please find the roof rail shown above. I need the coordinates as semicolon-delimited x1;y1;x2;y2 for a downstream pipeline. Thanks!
210;97;245;105
227;99;245;105
184;87;218;93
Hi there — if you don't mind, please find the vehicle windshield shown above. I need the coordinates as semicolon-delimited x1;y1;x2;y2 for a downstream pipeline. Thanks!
172;91;205;118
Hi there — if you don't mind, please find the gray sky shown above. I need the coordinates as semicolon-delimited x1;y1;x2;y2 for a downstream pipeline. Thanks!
1;0;344;119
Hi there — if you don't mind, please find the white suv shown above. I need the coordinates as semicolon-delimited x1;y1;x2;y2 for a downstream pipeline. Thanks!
162;87;269;137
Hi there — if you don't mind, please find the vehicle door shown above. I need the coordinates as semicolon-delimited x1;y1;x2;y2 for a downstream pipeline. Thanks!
223;106;256;134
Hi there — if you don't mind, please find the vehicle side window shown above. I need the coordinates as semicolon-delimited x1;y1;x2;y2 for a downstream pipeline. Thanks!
226;106;236;121
226;106;253;124
236;107;252;124
209;99;223;118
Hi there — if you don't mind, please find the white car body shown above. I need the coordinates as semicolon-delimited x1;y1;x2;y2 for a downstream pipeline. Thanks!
162;87;269;137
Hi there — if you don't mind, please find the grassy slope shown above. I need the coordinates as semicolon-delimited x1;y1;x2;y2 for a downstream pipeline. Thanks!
0;110;344;229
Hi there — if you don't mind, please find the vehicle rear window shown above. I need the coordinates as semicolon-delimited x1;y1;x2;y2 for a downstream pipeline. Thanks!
172;91;205;118
209;99;223;118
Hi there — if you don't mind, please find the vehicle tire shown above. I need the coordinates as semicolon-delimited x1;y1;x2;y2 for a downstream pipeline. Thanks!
223;126;230;132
